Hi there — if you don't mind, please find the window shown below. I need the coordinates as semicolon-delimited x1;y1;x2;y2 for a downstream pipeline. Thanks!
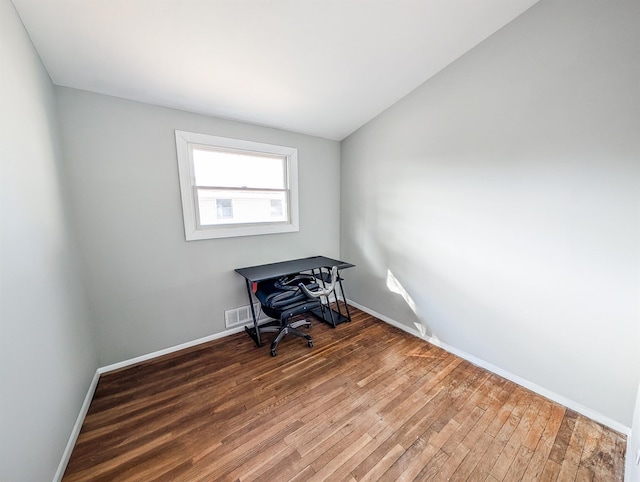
175;130;299;240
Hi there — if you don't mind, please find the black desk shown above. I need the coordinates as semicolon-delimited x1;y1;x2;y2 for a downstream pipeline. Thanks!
235;256;355;347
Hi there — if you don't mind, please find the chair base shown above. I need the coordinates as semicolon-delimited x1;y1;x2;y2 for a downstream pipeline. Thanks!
259;318;313;356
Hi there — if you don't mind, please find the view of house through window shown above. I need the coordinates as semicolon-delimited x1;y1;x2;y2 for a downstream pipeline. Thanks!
215;199;233;219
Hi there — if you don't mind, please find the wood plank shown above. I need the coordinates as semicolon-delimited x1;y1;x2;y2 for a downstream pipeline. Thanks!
358;443;405;481
448;431;493;481
540;459;561;481
489;391;540;480
557;415;590;480
548;409;578;464
306;432;372;481
521;403;567;481
412;447;450;480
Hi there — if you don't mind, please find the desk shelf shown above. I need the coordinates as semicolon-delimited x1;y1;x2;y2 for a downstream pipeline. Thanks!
311;306;350;327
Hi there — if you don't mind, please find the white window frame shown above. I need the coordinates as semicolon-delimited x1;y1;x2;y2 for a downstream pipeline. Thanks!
175;130;299;240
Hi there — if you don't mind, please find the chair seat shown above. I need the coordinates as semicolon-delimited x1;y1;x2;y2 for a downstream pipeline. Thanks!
261;299;321;321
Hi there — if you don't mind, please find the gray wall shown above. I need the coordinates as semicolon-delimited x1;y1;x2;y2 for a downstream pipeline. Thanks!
0;1;98;481
55;88;341;366
341;0;640;426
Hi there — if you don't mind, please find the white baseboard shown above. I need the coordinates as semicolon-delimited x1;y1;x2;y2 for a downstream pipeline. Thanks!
98;324;257;374
53;370;100;482
627;433;638;482
347;299;631;436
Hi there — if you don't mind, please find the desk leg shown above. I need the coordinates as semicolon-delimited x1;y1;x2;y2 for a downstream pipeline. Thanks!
337;273;352;322
314;268;336;327
244;279;262;347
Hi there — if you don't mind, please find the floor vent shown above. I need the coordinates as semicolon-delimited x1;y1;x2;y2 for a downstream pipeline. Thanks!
225;303;268;329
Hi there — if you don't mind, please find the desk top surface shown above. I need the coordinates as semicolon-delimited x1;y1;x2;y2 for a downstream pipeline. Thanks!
235;255;355;282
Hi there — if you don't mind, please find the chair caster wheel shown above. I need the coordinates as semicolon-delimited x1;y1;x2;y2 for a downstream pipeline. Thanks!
308;340;314;348
271;348;277;357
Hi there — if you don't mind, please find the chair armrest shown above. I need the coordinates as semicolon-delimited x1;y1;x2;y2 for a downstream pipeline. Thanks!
299;266;338;298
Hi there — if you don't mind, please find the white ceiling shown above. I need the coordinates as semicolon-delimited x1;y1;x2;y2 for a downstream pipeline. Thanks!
12;0;538;141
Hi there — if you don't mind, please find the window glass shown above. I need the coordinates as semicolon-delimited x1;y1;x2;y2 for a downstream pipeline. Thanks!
192;148;286;189
175;130;299;240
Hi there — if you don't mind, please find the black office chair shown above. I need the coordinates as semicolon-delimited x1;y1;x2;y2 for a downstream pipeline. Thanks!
254;267;339;356
254;274;318;357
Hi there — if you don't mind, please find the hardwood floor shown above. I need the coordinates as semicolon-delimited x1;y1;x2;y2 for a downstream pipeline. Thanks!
63;307;626;481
